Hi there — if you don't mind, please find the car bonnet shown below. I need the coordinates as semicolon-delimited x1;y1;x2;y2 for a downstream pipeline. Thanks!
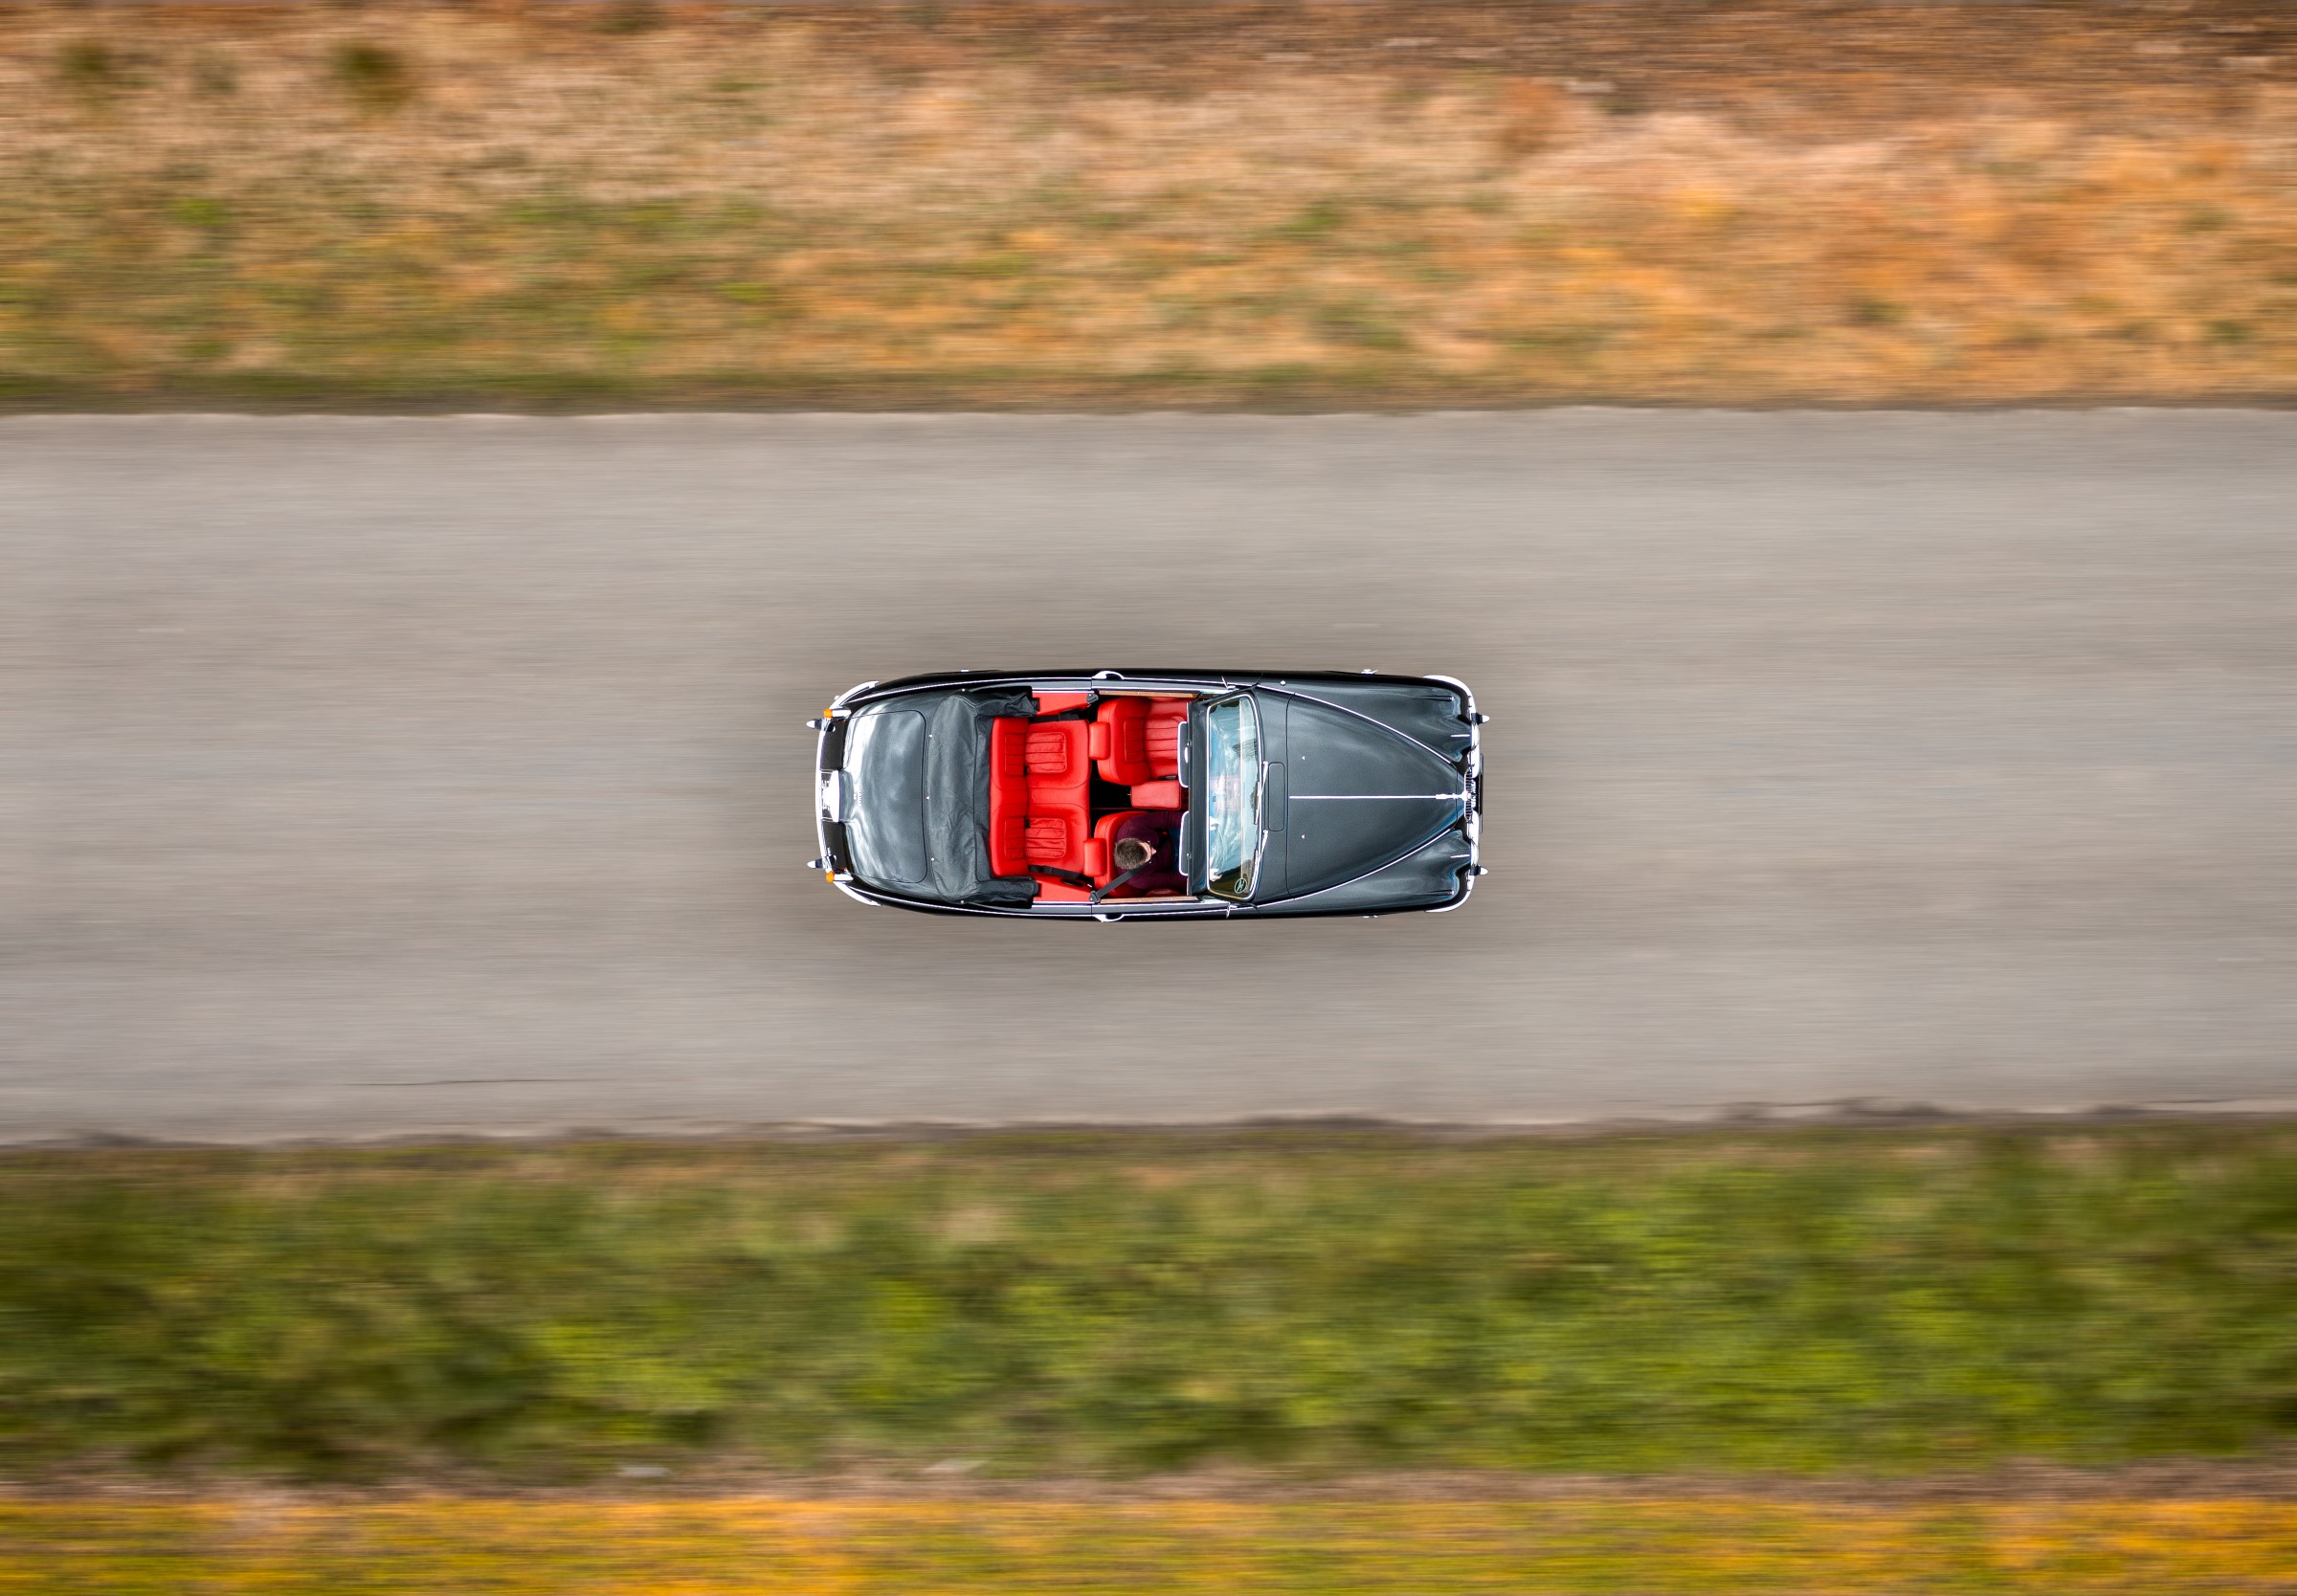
1265;690;1470;901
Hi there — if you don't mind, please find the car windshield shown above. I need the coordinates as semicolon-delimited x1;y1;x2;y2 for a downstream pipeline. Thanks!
1201;695;1262;900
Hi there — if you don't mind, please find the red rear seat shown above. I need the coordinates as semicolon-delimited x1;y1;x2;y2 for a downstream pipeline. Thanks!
1025;724;1083;782
987;707;1094;884
986;717;1032;878
1023;720;1091;874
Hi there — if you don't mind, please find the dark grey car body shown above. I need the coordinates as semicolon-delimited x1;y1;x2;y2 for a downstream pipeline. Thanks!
809;670;1485;920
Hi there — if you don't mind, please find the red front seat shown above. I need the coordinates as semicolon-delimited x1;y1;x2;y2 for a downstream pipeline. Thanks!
1088;698;1153;787
1146;699;1188;776
1091;698;1188;787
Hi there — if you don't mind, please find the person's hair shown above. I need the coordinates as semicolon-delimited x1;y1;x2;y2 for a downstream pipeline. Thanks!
1112;836;1156;873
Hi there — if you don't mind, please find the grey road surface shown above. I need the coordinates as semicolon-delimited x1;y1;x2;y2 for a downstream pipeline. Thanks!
5;411;2293;1141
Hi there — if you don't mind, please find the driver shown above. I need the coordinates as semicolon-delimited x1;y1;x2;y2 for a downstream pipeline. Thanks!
1097;814;1183;900
1112;836;1159;874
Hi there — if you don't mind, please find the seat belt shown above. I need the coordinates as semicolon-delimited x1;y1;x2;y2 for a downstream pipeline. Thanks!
1088;864;1147;906
1036;859;1164;903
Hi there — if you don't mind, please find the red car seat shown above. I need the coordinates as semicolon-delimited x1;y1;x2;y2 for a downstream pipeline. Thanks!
1023;720;1091;869
1089;698;1190;787
1090;809;1187;898
1146;700;1188;776
987;713;1095;885
987;717;1032;877
1088;698;1153;786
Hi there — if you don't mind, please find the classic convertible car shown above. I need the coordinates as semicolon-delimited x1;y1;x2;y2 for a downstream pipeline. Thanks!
807;670;1484;919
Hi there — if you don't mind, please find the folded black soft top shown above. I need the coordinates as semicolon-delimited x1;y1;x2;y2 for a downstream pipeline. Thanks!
846;687;1036;906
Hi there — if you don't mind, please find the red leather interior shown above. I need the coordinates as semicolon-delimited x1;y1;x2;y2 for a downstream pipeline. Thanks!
986;717;1031;878
988;711;1092;882
989;694;1193;896
1147;701;1188;778
1092;698;1154;786
1026;724;1082;779
1022;814;1073;863
1024;719;1091;876
1089;697;1190;787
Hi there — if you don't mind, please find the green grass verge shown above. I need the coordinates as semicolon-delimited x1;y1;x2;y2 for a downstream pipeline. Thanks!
1;1125;2292;1478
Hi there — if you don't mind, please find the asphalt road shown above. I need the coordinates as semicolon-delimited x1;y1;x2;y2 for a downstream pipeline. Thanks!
5;411;2292;1141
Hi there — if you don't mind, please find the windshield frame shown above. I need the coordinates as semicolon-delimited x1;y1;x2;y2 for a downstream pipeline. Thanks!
1195;693;1265;902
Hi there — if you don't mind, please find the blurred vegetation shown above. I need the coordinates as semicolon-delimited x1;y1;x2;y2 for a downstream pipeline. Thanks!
8;1497;2297;1594
0;5;2290;406
1;1125;2292;1479
330;42;416;116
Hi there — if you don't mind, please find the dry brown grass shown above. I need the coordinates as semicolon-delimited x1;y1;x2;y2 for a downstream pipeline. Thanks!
7;1497;2297;1593
1;3;2292;405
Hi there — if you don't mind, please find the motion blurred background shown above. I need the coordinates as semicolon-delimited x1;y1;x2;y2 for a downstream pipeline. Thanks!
4;4;2295;1592
3;0;2292;405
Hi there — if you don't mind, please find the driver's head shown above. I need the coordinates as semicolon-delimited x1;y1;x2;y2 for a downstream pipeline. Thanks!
1112;836;1157;873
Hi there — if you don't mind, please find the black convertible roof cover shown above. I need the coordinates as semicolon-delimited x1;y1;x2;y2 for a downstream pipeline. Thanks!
836;684;1037;908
